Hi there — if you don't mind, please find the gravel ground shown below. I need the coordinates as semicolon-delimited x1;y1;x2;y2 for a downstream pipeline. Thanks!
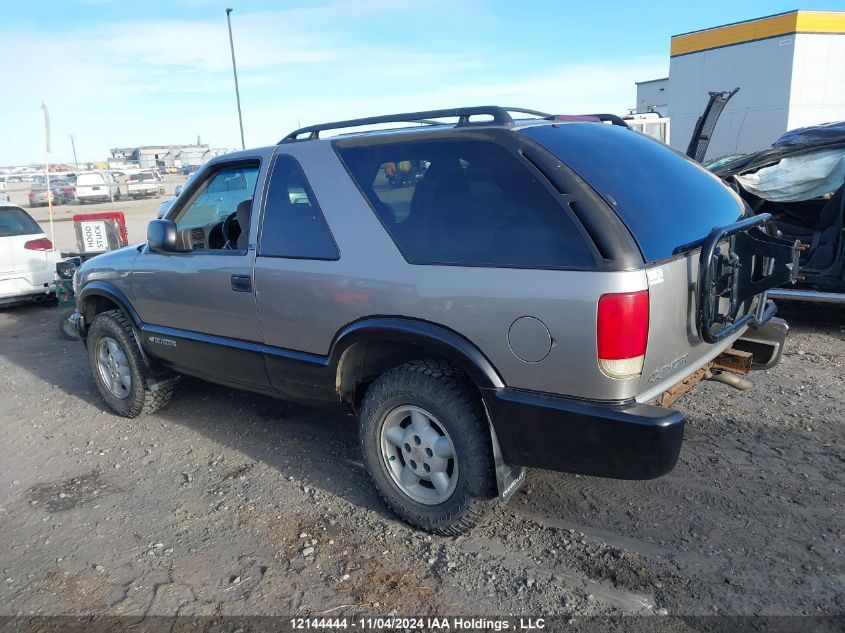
0;301;842;622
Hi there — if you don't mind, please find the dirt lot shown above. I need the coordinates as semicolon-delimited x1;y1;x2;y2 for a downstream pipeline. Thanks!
0;300;842;623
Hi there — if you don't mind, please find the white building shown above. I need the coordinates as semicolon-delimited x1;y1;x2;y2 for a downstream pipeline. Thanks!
638;10;845;160
108;145;235;170
634;78;669;116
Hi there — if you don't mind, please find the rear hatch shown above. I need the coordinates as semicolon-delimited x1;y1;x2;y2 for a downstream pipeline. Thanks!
77;174;105;195
0;207;50;276
521;123;798;399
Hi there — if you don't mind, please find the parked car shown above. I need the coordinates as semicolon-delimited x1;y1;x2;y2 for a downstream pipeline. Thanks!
52;178;76;201
76;171;120;204
127;172;163;199
28;182;68;207
73;106;799;534
709;121;845;301
0;204;57;306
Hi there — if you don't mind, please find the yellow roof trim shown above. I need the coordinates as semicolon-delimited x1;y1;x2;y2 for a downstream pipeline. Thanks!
671;10;845;57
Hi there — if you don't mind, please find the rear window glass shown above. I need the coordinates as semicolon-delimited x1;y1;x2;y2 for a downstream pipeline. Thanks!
335;138;595;269
259;155;339;260
0;207;42;236
520;123;744;261
77;174;105;185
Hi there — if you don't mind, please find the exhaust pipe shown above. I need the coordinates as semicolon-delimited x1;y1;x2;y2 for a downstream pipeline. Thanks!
705;369;752;391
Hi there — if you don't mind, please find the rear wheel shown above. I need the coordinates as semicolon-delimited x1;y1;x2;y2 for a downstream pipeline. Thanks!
87;309;174;417
359;359;496;535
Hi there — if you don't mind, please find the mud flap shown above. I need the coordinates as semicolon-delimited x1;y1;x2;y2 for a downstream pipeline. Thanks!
484;407;526;502
734;316;790;370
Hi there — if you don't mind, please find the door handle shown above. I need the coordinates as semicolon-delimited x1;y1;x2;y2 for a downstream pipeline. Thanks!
231;275;252;292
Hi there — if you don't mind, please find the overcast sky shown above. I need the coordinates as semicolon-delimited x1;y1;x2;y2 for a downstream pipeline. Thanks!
2;0;842;165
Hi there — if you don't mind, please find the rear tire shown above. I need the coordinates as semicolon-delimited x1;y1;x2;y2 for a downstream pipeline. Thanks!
359;359;496;535
87;309;174;418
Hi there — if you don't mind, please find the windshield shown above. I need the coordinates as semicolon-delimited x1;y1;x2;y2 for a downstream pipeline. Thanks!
521;123;744;261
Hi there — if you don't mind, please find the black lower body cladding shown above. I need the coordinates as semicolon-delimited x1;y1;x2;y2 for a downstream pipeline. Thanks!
483;389;685;480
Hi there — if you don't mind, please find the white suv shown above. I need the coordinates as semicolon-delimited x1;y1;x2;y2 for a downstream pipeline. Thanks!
0;205;56;306
76;171;120;204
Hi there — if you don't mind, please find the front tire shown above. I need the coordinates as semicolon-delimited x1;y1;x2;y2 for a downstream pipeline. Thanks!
359;359;496;535
87;309;174;417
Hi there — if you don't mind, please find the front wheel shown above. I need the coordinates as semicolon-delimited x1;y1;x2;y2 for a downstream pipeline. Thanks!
359;359;496;535
87;309;174;417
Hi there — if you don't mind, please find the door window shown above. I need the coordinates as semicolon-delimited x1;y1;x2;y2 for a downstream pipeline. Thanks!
175;164;259;231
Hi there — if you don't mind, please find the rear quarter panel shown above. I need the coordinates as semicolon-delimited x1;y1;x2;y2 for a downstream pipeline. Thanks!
635;255;746;402
255;142;650;401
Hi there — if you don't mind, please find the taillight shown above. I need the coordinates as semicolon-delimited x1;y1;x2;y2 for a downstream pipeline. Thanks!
597;290;649;379
24;238;53;251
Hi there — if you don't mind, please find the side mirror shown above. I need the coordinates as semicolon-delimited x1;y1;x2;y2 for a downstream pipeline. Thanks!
174;185;183;196
147;219;177;252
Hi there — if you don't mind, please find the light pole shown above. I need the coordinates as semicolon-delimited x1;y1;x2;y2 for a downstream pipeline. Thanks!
226;8;245;150
69;134;79;171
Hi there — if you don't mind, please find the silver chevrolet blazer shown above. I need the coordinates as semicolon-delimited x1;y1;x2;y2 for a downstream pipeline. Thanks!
74;107;799;534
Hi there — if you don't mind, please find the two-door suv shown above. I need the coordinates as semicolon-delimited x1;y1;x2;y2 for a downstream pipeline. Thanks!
74;107;799;534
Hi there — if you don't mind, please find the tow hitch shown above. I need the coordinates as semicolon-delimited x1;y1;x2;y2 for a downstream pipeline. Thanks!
694;214;800;344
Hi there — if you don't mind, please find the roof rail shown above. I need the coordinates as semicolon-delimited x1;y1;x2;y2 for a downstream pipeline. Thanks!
548;113;630;128
279;106;629;143
279;106;552;143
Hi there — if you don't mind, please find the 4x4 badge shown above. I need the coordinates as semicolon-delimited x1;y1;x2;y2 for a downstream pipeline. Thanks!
148;336;177;348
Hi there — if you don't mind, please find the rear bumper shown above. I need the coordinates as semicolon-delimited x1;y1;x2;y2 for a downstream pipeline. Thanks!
0;271;55;302
484;388;684;480
0;283;54;305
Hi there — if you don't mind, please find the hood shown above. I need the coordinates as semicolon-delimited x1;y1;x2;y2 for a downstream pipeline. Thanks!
77;244;141;288
711;121;845;178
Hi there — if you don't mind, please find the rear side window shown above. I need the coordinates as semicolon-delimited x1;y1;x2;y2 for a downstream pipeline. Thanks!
520;123;745;261
258;155;339;260
335;138;596;269
0;207;42;236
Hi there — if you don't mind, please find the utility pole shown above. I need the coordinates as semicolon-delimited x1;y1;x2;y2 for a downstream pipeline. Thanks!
69;134;79;171
226;8;246;150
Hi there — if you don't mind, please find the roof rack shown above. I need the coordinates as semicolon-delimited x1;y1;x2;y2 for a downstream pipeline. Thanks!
279;106;628;143
279;106;555;143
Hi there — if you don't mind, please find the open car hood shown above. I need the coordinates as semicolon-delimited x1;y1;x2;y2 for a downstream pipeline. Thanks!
711;121;845;178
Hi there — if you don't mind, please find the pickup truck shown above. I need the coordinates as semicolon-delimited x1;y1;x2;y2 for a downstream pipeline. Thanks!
127;173;164;199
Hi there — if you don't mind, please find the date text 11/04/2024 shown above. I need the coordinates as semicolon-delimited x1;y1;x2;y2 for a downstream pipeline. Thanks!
290;617;547;630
